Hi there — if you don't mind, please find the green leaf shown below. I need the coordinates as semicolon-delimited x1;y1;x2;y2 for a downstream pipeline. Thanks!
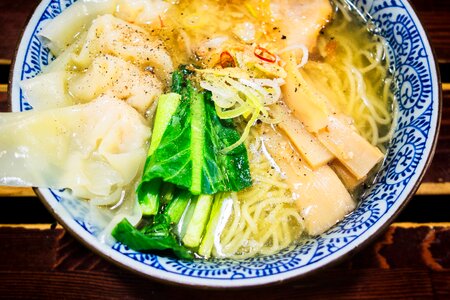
112;217;193;260
140;70;252;195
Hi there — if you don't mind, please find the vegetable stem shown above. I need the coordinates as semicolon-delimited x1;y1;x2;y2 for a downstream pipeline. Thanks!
138;179;162;216
190;85;206;195
182;194;213;248
160;182;175;205
149;93;181;155
198;194;225;258
165;190;192;224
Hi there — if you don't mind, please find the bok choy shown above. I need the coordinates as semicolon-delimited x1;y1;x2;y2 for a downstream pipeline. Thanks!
112;67;252;259
141;68;252;196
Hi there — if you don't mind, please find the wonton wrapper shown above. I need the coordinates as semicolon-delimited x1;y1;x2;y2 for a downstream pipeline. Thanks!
69;55;163;114
74;14;173;82
39;0;118;55
0;96;150;203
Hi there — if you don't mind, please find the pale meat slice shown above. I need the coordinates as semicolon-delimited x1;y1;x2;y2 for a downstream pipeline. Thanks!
330;159;365;192
262;127;355;236
281;53;332;133
270;0;333;50
274;0;334;131
274;102;334;169
317;115;384;180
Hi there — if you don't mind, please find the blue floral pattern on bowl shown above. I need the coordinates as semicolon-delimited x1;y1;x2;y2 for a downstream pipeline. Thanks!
10;0;440;287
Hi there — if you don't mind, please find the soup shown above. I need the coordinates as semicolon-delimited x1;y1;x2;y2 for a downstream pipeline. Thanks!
0;0;395;260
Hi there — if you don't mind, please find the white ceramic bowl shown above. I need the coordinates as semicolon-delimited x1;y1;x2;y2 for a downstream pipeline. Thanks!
9;0;441;288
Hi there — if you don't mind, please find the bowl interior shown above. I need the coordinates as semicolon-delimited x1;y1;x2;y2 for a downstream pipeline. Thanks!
9;0;441;288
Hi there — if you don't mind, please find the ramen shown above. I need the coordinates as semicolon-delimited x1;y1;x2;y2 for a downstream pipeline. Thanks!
0;0;395;260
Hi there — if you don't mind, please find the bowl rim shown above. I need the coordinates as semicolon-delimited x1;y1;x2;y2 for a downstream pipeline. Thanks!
8;0;442;289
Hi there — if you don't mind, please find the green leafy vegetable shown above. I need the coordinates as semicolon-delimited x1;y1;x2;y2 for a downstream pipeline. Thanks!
148;93;181;156
138;93;182;216
140;69;252;195
164;189;192;224
115;68;251;260
112;216;194;260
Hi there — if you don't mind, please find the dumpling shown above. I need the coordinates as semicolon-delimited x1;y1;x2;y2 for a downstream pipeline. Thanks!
68;55;163;114
116;0;171;25
0;96;150;203
21;53;163;115
39;0;118;55
73;14;174;82
20;34;86;110
20;71;72;110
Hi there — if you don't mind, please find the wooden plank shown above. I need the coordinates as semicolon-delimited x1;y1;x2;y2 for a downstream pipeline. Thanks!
0;0;38;60
422;89;450;184
0;224;61;230
0;225;448;298
0;227;63;272
432;272;450;299
394;222;450;228
0;187;35;197
406;0;450;63
0;63;10;85
0;225;448;271
0;268;443;299
0;92;8;113
417;183;450;195
415;12;450;63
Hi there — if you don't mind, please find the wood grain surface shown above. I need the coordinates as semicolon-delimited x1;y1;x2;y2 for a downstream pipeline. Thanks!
411;0;450;63
0;0;38;61
422;89;450;185
0;91;8;114
0;225;448;299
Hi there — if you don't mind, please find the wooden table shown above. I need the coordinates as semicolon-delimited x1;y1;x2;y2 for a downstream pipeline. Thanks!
0;0;449;298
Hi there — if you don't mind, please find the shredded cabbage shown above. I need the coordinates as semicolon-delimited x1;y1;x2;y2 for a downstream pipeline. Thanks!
198;69;284;152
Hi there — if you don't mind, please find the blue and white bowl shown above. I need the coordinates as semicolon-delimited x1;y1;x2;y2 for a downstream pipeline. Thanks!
9;0;441;287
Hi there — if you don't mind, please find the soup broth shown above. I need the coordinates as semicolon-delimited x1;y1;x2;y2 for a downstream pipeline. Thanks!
1;0;396;260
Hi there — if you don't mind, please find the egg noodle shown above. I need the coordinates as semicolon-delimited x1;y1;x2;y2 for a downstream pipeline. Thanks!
214;2;396;257
215;126;304;258
2;0;397;259
314;1;397;150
